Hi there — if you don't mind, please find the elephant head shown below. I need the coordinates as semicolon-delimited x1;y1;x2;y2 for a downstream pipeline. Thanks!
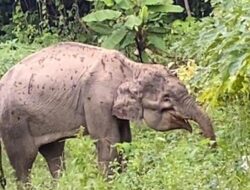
112;66;216;141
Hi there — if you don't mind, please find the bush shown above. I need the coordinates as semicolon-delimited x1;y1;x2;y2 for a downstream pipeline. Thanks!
170;0;250;105
82;0;183;62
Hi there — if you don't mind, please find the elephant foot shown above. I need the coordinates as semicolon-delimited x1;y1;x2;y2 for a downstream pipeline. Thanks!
98;161;114;177
16;181;33;190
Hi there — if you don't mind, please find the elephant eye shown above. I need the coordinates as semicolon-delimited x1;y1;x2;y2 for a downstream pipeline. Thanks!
162;94;170;102
161;107;174;113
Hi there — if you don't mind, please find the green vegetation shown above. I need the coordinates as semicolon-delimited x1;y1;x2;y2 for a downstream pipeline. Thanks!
1;0;250;189
82;0;183;62
170;0;250;105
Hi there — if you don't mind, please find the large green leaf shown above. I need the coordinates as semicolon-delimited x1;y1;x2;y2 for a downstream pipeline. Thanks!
148;34;166;51
87;23;112;35
228;53;250;77
148;5;183;13
121;31;136;48
125;15;142;30
142;0;165;6
101;0;114;7
101;27;128;49
83;10;122;22
114;0;134;10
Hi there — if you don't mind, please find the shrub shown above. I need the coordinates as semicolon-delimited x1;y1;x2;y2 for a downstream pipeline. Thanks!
170;0;250;105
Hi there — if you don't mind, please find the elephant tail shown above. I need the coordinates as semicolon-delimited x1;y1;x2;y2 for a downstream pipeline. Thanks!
0;140;6;189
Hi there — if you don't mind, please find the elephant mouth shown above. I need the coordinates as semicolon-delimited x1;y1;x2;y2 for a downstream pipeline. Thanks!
183;119;192;132
170;112;192;133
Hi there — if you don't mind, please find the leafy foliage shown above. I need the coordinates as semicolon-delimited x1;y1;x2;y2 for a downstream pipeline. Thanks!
83;0;183;61
0;0;92;43
3;102;250;189
0;41;40;76
170;0;250;105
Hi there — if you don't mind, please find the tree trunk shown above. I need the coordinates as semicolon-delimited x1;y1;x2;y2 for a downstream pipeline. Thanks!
183;0;192;17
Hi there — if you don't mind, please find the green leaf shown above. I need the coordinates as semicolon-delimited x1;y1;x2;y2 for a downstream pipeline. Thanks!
120;32;135;48
101;0;114;7
229;53;250;76
148;34;166;51
83;10;122;22
148;26;168;34
101;28;128;49
125;15;142;30
142;0;165;6
142;51;150;62
114;0;134;10
148;5;184;13
139;6;149;23
87;23;112;35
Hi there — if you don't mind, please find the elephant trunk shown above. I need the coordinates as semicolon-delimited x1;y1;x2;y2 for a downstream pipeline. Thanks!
192;106;216;141
183;98;216;141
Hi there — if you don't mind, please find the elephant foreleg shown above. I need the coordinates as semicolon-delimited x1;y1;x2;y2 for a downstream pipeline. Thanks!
96;136;120;176
85;100;122;176
39;140;65;178
94;121;131;175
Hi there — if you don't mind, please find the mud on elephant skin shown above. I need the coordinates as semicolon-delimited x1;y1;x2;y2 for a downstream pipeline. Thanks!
0;42;216;187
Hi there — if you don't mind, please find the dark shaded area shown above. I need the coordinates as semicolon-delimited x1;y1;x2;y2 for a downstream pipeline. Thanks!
0;0;14;36
173;0;213;19
0;0;212;24
62;0;92;17
0;0;92;37
20;0;92;17
0;0;92;24
20;0;37;12
0;0;15;25
0;0;212;38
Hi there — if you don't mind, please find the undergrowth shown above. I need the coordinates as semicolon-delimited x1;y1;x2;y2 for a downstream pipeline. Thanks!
1;41;250;190
2;103;250;190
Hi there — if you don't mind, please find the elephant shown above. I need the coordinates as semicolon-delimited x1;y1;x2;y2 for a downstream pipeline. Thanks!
0;42;216;187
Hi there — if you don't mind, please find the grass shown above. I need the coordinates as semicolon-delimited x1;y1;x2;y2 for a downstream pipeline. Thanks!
3;105;250;190
1;41;250;189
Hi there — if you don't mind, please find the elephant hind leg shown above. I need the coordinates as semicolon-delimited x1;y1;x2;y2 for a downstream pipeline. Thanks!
39;140;65;178
2;128;38;184
6;145;37;184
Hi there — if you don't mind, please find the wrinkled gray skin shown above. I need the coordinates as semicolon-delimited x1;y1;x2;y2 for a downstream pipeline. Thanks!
0;42;216;185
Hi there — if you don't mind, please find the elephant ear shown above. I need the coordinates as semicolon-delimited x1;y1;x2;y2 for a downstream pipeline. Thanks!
112;81;143;121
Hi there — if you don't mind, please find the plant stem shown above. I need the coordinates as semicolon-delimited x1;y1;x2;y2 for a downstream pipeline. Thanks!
184;0;192;17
